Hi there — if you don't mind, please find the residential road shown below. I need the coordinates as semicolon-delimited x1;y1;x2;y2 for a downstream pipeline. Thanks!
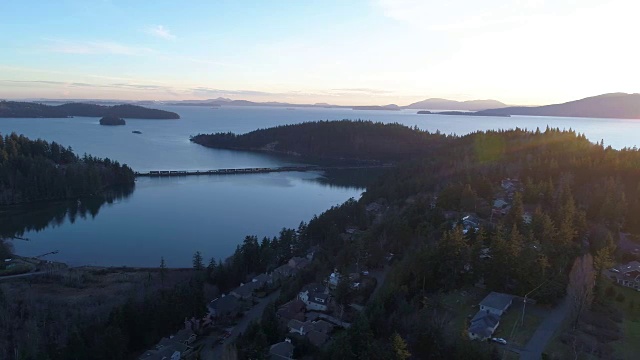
201;289;281;360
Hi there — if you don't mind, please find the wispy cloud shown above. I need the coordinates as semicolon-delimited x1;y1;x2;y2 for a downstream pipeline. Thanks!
43;38;152;55
145;25;176;40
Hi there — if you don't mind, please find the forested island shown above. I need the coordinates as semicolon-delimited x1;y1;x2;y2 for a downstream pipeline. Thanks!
99;115;126;125
190;120;447;163
0;101;180;119
3;122;640;359
0;133;135;205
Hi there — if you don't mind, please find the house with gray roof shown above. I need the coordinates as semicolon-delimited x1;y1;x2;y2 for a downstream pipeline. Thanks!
468;310;500;341
231;281;259;300
479;292;513;316
253;273;273;288
269;339;294;360
273;264;296;281
208;294;241;318
307;329;329;347
612;261;640;290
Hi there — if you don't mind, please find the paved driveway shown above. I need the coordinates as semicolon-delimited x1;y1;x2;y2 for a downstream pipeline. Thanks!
519;296;570;360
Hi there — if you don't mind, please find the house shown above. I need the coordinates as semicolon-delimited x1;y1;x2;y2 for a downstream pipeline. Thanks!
171;328;196;345
289;257;310;270
468;311;500;341
299;283;330;312
273;264;296;281
493;199;509;209
307;329;329;347
288;319;315;335
269;339;294;360
312;320;334;334
277;299;306;325
612;261;640;290
479;292;514;316
138;347;181;360
231;282;259;300
253;273;273;288
365;202;384;214
139;337;191;360
328;271;341;288
345;226;361;235
501;178;521;194
458;215;480;234
208;294;241;318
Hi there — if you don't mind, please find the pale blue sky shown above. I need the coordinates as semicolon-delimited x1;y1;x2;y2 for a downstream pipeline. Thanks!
1;0;638;105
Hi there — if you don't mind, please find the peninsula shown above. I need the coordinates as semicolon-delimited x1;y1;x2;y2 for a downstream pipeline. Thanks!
190;120;447;163
0;101;180;119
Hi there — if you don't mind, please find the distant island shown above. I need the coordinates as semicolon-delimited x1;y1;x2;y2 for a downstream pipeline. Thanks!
166;97;508;111
99;115;126;126
352;105;400;111
474;93;640;119
418;110;510;117
190;120;447;163
0;101;180;119
405;98;508;111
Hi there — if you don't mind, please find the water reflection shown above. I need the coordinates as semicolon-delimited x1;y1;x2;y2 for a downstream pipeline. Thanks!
0;185;134;239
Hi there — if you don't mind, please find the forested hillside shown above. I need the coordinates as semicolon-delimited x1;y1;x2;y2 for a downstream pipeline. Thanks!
0;101;180;119
191;120;449;162
4;126;640;359
221;127;640;359
0;133;135;205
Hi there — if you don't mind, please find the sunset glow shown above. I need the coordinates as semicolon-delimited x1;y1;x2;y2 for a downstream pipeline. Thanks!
1;0;638;105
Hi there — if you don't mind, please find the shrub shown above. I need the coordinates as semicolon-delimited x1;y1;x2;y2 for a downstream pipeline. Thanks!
616;293;626;302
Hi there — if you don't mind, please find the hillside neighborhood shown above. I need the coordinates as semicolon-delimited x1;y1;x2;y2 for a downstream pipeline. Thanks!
135;174;640;360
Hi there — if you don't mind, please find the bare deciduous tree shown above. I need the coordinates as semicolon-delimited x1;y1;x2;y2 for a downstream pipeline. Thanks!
567;254;595;328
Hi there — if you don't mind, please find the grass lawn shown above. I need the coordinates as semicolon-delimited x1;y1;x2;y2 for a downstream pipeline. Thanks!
602;277;640;358
493;305;543;346
613;318;640;359
439;288;486;336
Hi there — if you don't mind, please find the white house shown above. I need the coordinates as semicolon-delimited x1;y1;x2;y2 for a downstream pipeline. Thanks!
298;283;330;312
479;292;513;316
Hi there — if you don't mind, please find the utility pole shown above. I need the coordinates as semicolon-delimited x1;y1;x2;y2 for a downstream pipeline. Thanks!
521;279;551;326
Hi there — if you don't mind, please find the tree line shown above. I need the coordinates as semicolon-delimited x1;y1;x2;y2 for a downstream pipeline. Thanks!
0;133;135;205
191;120;450;163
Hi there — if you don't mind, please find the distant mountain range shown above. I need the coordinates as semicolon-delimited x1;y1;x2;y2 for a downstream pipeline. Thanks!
475;93;640;119
5;92;639;120
404;98;507;111
167;97;507;111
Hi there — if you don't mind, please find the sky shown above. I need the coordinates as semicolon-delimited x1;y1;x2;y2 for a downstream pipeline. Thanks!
1;0;639;106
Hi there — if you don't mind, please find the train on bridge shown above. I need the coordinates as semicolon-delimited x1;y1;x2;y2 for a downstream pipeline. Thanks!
135;166;322;177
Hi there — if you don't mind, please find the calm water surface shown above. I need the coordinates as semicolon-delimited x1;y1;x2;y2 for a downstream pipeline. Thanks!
1;106;639;266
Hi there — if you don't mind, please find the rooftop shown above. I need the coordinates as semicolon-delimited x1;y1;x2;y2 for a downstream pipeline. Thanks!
307;329;328;347
617;261;640;274
479;292;513;311
269;340;294;359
